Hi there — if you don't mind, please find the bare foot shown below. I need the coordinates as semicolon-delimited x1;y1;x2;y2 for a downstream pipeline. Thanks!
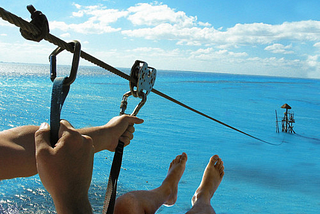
192;155;224;205
162;152;187;206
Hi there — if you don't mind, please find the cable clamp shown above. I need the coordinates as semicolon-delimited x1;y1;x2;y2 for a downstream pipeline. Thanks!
20;5;49;42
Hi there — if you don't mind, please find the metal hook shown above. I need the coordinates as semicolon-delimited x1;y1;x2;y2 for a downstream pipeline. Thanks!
49;40;81;86
120;91;147;116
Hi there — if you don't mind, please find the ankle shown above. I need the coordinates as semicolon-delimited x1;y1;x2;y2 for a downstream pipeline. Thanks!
192;190;212;205
159;181;174;197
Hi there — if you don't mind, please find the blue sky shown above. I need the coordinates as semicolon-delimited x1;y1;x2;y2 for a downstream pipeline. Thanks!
1;0;320;78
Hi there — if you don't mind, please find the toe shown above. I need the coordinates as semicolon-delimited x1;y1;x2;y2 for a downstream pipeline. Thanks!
215;158;222;168
181;152;187;162
176;155;182;163
210;155;219;165
219;165;224;175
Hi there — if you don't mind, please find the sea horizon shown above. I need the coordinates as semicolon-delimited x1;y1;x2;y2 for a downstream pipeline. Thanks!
1;61;319;81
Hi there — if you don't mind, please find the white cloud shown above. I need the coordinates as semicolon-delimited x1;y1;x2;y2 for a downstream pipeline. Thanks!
47;3;320;50
73;3;82;10
264;43;294;54
176;39;202;46
0;19;13;27
50;4;127;34
229;51;248;57
198;21;211;27
0;41;53;64
313;42;320;48
247;56;302;69
72;3;84;17
306;55;318;67
127;2;196;27
219;21;320;46
126;47;181;59
60;33;71;38
2;2;320;79
190;48;248;61
129;47;165;53
123;11;320;48
50;21;71;31
304;55;320;78
122;25;218;46
50;20;122;34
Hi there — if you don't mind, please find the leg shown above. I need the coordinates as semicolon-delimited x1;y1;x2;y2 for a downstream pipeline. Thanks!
114;153;187;214
186;155;224;214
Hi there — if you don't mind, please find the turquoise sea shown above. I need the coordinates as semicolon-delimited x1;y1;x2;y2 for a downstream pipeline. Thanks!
0;63;320;214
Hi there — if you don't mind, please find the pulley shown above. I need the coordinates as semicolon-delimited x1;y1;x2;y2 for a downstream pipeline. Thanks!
120;60;157;116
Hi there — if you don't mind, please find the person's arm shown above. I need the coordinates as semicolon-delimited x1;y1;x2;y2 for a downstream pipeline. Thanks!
35;120;94;214
0;125;39;179
78;115;144;152
0;115;144;180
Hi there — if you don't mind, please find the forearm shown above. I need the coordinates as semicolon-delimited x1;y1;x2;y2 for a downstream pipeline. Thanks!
0;125;39;179
0;125;114;180
78;125;115;152
0;115;139;180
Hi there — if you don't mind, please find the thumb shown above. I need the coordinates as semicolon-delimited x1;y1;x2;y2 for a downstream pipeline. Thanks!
35;122;51;153
128;116;144;125
58;120;75;138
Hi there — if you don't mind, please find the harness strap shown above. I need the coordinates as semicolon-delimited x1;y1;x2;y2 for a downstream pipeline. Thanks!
50;77;70;147
103;141;124;214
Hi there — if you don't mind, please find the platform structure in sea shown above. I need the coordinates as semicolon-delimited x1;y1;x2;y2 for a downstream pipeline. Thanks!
275;103;295;134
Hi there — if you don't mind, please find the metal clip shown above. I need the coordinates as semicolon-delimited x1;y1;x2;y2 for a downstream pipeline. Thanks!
120;91;147;116
49;40;81;86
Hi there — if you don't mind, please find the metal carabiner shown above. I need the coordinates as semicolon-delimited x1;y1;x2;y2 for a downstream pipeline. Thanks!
120;91;147;116
49;40;81;86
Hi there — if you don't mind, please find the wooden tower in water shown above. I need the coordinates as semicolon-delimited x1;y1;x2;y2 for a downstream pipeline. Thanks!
276;103;295;133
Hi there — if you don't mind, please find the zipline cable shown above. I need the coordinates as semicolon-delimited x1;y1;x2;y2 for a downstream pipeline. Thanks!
152;88;279;145
0;6;281;146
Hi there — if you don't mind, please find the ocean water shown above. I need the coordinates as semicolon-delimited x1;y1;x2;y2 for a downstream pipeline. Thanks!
0;62;319;214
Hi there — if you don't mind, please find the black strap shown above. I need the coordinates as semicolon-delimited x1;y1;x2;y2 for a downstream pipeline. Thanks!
103;140;124;214
50;77;70;147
